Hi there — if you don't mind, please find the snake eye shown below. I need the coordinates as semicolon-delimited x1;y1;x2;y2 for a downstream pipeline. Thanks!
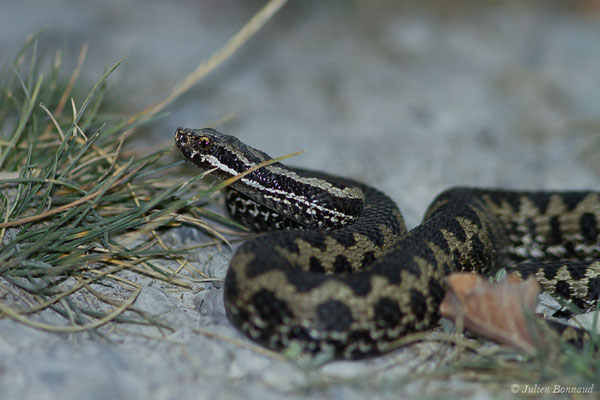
198;136;212;150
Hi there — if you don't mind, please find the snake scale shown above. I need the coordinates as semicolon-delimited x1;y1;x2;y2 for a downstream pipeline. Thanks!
175;127;600;360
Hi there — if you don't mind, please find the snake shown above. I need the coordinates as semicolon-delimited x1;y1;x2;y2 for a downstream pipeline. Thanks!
175;127;600;360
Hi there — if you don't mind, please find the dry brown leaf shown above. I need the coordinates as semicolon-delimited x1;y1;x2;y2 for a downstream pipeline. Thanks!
440;273;541;353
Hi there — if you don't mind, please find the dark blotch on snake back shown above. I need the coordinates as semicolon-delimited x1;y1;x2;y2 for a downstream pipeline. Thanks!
463;205;483;229
565;263;589;281
504;194;523;214
333;254;352;273
304;234;329;252
276;236;300;254
309;256;325;273
409;289;428;321
427;228;451;255
525;218;537;238
374;297;403;328
251;289;292;325
588;275;600;300
554;280;572;300
364;227;385;248
241;247;282;278
469;234;487;268
580;213;598;243
528;193;551;215
334;231;357;248
380;250;420;280
285;269;328;292
316;300;353;332
536;263;558;281
549;216;563;246
342;274;372;297
562;193;587;212
443;218;467;243
428;277;445;304
361;251;376;268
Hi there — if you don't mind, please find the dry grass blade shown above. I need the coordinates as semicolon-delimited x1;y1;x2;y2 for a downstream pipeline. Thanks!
0;163;143;228
220;150;304;188
0;286;141;333
135;0;288;122
43;43;88;136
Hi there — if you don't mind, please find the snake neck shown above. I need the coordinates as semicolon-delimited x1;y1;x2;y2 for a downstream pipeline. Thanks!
232;165;366;229
175;127;365;229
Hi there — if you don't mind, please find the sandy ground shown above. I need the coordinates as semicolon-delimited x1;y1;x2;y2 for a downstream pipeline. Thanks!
1;1;600;399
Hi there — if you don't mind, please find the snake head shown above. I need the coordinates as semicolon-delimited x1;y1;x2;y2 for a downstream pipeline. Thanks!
175;127;214;163
175;127;267;180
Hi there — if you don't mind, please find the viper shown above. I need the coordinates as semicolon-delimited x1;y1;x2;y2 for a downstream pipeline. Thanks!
175;127;600;360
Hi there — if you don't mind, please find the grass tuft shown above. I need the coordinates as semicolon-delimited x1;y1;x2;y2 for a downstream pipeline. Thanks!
0;39;222;336
0;0;289;337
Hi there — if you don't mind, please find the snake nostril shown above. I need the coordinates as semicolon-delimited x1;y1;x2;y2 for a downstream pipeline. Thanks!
175;131;189;146
175;127;188;142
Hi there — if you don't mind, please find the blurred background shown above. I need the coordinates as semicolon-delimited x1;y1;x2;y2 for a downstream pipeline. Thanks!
3;0;600;225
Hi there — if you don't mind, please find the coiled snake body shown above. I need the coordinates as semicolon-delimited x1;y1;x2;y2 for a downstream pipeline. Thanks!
175;127;600;360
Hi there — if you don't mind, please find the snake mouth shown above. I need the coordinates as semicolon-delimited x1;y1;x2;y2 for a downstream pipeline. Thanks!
174;128;203;167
